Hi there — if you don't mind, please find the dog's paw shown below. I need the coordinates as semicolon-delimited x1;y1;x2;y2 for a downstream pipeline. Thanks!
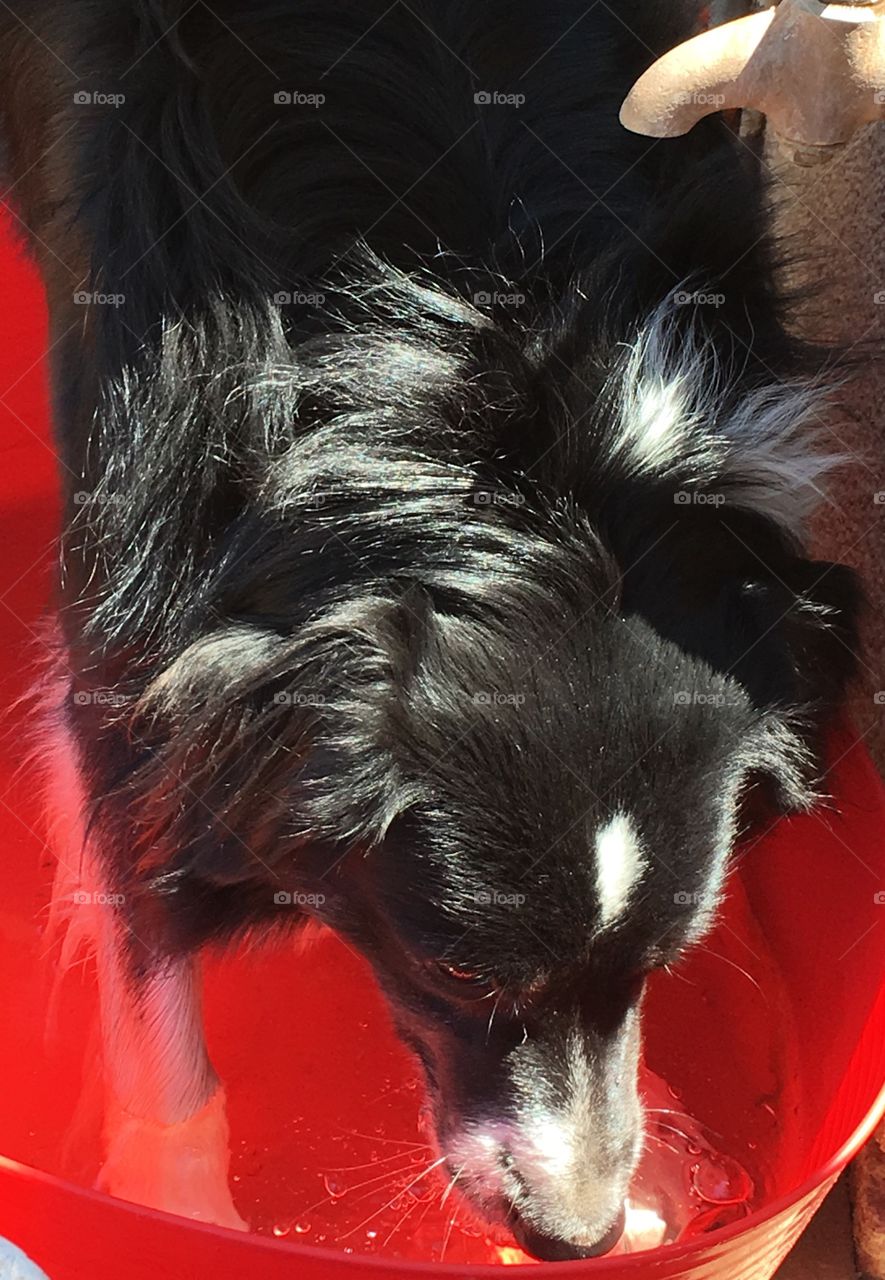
97;1087;248;1231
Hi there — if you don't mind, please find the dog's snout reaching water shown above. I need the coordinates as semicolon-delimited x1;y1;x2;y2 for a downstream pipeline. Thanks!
258;1063;759;1263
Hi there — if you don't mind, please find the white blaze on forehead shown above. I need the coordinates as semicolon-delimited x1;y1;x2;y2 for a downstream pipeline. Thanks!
595;812;646;928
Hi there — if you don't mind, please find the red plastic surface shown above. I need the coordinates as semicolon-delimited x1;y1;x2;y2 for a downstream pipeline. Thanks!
0;212;883;1279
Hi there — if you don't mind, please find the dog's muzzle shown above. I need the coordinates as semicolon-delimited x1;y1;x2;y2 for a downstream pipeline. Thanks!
509;1202;626;1261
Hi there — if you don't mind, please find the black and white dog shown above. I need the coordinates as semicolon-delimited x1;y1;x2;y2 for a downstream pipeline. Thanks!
0;0;860;1262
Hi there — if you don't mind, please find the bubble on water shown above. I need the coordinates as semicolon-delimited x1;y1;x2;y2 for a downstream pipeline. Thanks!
690;1153;754;1206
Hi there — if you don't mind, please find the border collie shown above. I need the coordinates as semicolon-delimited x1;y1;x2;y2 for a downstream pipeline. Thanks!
0;0;860;1261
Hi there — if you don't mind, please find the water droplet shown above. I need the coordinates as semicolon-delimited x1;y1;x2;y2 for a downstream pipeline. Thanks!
690;1153;754;1205
294;1221;311;1235
322;1173;344;1199
272;1224;291;1239
366;1230;378;1241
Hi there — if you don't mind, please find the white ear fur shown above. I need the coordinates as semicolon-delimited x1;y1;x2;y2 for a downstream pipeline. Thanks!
611;294;843;536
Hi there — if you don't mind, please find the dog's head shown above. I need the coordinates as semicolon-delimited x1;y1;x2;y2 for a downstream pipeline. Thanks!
135;512;858;1259
307;603;765;1260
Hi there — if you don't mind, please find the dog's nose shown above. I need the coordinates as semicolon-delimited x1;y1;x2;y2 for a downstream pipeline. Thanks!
509;1203;626;1262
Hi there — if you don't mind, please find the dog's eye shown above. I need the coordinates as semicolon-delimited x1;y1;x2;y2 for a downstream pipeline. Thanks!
433;960;489;987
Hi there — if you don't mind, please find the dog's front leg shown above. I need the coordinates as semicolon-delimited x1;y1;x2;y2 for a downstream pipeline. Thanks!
94;935;247;1232
46;698;247;1230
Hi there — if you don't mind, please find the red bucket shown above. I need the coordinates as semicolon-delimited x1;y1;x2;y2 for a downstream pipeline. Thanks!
0;216;883;1280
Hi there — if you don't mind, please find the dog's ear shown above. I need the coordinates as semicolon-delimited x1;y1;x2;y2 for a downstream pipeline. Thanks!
126;591;435;890
587;305;864;803
127;622;317;887
620;502;863;807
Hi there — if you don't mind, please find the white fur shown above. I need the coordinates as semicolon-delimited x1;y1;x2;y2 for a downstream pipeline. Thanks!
35;659;245;1228
445;1025;641;1247
37;670;106;1039
595;812;646;929
37;672;214;1120
613;293;842;535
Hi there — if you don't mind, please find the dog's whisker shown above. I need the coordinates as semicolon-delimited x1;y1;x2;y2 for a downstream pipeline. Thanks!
338;1167;434;1215
695;945;769;1003
409;1183;441;1240
324;1147;433;1174
331;1125;430;1149
439;1163;463;1211
645;1107;729;1147
664;964;698;986
644;1128;682;1156
336;1172;442;1239
486;988;505;1043
298;1159;420;1217
439;1204;460;1263
336;1154;448;1242
379;1181;430;1250
645;1106;698;1130
645;1124;688;1153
